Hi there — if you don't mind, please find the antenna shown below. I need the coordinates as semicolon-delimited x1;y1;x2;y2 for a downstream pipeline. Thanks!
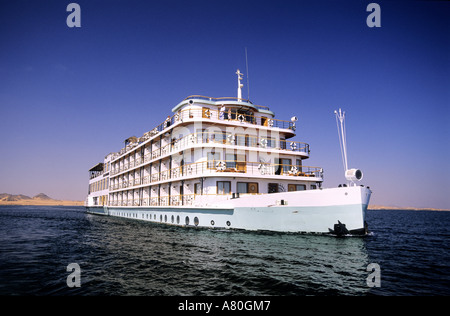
245;47;250;101
334;108;348;172
334;108;364;185
236;69;243;101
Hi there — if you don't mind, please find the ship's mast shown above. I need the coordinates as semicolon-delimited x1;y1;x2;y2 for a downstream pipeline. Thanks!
334;108;364;185
335;108;348;173
236;69;243;101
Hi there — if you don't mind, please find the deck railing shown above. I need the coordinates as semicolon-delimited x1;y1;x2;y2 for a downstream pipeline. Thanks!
111;102;296;160
109;160;322;191
110;131;309;176
182;95;270;111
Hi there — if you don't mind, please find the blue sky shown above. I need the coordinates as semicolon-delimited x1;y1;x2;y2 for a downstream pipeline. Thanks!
0;0;449;209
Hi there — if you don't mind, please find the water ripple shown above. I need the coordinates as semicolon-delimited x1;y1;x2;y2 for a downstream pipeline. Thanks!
0;206;448;295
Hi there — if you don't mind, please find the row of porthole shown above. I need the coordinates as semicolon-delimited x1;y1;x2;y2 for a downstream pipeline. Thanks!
113;211;231;228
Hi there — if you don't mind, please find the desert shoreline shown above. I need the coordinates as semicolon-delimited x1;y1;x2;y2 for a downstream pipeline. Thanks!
368;205;449;212
0;200;84;206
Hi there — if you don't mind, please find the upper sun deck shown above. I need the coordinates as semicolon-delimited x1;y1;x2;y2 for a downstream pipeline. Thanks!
172;95;275;117
110;95;298;162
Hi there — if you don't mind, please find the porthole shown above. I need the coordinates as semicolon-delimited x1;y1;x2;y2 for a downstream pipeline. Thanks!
210;220;215;226
226;221;231;227
177;216;180;224
185;216;190;226
194;217;199;226
164;215;167;222
160;215;163;222
171;215;174;223
154;214;156;220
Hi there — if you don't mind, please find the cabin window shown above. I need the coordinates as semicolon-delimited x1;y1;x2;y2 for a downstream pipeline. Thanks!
215;131;226;144
288;184;307;192
225;153;236;169
217;181;231;194
236;134;246;147
261;117;267;126
248;135;257;147
237;182;259;194
237;182;247;193
196;128;207;143
281;158;292;174
268;183;278;193
207;152;220;169
194;183;201;195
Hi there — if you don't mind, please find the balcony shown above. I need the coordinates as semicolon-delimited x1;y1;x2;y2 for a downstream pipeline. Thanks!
111;104;297;161
109;160;323;191
110;131;310;177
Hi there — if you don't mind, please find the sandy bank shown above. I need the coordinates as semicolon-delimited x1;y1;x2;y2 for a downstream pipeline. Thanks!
0;199;84;206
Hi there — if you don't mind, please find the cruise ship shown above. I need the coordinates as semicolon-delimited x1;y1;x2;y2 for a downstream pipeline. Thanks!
86;70;371;235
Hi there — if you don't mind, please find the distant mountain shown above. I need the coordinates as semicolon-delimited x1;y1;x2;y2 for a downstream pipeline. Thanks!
0;193;54;201
0;193;83;206
33;193;52;200
0;193;32;201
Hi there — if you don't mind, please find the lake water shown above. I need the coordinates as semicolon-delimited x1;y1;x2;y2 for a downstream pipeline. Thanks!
0;206;448;296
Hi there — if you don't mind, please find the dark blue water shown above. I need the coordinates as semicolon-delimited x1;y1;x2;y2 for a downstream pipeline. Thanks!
0;206;448;295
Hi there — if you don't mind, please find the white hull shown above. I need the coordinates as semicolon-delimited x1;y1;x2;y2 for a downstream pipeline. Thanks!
87;186;371;235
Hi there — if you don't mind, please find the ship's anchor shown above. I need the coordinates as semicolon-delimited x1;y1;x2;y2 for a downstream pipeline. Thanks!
328;220;350;237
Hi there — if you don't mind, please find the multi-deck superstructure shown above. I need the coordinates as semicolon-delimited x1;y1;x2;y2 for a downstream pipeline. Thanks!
86;71;371;234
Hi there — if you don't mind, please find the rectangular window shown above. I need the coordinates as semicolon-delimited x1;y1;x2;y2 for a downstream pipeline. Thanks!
281;139;287;150
194;183;201;195
215;131;226;144
196;128;207;144
261;117;267;126
236;134;246;147
268;183;278;193
207;152;220;169
217;181;231;195
281;158;292;174
248;182;258;193
248;135;257;148
236;153;246;172
237;182;248;193
288;184;307;191
225;153;236;169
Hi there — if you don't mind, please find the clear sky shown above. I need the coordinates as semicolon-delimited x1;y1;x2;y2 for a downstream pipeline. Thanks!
0;0;448;209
